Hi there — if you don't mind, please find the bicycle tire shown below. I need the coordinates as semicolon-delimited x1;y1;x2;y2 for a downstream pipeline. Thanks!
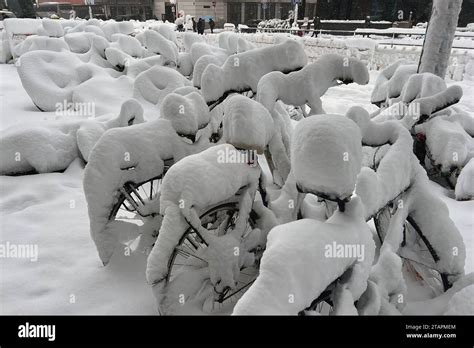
374;206;450;292
162;201;261;314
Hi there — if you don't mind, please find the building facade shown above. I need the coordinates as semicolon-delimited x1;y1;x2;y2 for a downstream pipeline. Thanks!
94;0;153;19
76;0;472;26
153;0;422;26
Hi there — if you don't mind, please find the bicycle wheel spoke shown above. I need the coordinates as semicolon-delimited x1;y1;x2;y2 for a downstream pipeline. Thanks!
165;203;260;312
175;247;208;264
122;200;135;212
182;238;199;253
149;180;154;200
185;235;200;250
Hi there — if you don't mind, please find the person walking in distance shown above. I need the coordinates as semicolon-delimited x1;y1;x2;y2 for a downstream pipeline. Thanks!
311;16;321;37
209;18;215;33
197;18;205;34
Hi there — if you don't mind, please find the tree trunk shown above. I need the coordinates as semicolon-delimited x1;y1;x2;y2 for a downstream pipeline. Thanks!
418;0;463;79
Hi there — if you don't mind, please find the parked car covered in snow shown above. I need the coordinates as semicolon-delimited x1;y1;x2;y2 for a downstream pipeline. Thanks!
36;2;72;19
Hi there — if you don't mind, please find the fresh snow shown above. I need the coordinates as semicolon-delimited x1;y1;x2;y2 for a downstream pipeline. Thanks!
257;53;369;114
0;26;473;316
200;39;307;102
292;114;362;200
233;196;375;315
146;144;261;286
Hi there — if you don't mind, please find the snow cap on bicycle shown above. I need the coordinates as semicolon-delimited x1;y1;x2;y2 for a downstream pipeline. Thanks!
292;114;362;210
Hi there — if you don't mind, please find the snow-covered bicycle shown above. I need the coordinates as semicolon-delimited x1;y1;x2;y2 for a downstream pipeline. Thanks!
145;96;281;314
312;108;466;313
84;91;215;265
370;62;470;198
233;110;465;315
146;144;267;314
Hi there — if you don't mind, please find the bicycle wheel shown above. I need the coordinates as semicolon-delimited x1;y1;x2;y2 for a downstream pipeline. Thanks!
105;176;164;253
109;176;163;223
374;206;450;292
108;160;174;223
162;202;262;314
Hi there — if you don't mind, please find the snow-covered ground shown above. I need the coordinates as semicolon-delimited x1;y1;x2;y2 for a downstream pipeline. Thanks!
0;59;473;315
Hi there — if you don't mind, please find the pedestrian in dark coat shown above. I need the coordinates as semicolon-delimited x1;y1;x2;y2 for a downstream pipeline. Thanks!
192;17;197;32
197;18;205;34
311;16;320;37
209;18;215;33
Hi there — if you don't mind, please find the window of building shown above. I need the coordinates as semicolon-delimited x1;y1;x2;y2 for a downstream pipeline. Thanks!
262;2;276;19
279;2;293;19
245;2;259;21
227;2;241;24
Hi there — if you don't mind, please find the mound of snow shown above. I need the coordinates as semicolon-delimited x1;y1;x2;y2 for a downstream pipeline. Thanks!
223;95;274;154
416;117;472;172
292;114;362;200
177;52;193;76
14;36;69;57
0;30;12;63
443;284;474;314
192;54;227;88
400;73;447;103
105;46;131;70
133;66;191;105
101;21;134;41
233;196;375;315
152;23;177;44
257;54;369;114
38;19;64;37
455;158;474;200
371;60;416;106
65;32;99;53
83;25;106;38
17;50;94;111
347;106;414;218
403;274;474;315
189;41;228;65
160;92;210;136
201;39;307;103
72;74;134;116
3;18;43;59
76;99;145;160
0;99;143;175
144;30;178;66
125;55;166;78
183;32;204;52
110;33;144;58
237;37;256;53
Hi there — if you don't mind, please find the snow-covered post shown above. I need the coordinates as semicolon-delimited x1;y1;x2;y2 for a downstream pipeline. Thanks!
418;0;463;79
